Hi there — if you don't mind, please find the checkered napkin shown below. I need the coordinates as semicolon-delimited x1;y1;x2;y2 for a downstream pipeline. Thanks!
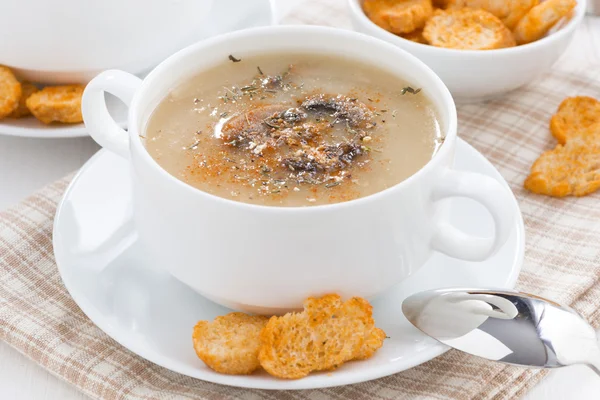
2;1;600;399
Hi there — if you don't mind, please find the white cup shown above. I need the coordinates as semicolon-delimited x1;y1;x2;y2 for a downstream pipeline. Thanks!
82;26;515;314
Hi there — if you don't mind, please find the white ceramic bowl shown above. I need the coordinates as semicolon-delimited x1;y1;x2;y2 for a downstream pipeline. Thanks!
348;0;587;102
82;26;516;313
0;0;275;84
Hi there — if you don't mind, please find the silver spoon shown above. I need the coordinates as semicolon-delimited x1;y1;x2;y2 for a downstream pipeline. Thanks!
402;288;600;375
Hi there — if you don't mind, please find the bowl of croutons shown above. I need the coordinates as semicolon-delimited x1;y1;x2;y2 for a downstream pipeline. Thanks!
348;0;586;102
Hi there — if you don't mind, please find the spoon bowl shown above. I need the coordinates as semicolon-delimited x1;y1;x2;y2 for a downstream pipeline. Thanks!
402;288;600;374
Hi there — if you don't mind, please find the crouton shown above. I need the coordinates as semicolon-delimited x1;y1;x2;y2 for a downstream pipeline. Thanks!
258;294;385;379
513;0;576;45
0;66;21;119
355;325;387;360
26;85;84;124
423;8;516;50
550;96;600;144
363;0;434;34
402;29;429;43
447;0;539;29
192;312;269;375
9;82;38;118
433;0;451;8
524;132;600;197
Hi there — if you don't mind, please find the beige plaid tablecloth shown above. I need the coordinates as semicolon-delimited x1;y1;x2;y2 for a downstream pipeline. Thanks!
2;1;600;399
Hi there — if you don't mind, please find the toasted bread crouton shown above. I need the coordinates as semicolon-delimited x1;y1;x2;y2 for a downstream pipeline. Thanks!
258;294;385;379
355;326;387;360
363;0;434;34
524;132;600;197
9;82;38;118
0;66;21;119
26;85;84;124
513;0;576;44
550;96;600;144
192;312;269;375
447;0;539;29
423;8;515;50
433;0;451;8
402;29;429;43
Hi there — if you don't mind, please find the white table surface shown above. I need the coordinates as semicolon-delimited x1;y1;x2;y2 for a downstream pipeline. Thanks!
1;2;599;398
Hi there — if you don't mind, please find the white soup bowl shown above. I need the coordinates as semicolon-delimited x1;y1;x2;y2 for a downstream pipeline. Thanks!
81;26;516;314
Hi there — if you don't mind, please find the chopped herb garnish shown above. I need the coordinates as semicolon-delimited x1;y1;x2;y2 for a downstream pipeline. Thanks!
367;98;374;102
381;109;388;113
241;85;258;92
222;86;239;99
257;66;264;75
401;86;422;95
325;182;341;188
345;121;358;136
187;140;201;150
219;111;229;118
263;118;281;129
362;146;382;153
228;54;241;62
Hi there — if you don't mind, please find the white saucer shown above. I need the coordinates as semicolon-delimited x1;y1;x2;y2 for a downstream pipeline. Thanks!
0;0;274;139
53;139;524;390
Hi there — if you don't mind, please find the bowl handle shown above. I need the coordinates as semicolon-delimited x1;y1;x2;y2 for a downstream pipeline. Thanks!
430;169;515;261
82;70;142;159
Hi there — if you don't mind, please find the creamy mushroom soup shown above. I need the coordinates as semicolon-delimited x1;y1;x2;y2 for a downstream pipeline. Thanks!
145;53;443;206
